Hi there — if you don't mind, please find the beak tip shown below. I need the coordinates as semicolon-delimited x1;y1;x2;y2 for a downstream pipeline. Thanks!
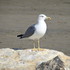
48;17;51;20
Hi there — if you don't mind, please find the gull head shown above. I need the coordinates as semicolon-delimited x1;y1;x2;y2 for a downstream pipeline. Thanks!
38;14;51;21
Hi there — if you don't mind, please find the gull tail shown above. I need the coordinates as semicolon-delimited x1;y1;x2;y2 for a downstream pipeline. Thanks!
17;34;25;39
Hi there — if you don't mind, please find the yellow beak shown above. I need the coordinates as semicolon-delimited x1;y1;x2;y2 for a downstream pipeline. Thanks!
47;17;51;20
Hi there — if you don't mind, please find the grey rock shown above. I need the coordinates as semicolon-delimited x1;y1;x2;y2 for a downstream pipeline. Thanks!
0;48;70;70
36;56;64;70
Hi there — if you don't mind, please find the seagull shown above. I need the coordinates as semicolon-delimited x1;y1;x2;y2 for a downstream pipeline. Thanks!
17;14;51;51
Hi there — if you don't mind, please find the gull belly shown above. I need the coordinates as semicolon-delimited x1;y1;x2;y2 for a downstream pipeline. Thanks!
29;21;47;40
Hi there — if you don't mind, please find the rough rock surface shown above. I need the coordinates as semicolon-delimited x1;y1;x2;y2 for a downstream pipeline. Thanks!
0;48;70;70
36;56;64;70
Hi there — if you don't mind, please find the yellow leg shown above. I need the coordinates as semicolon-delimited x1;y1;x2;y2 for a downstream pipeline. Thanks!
38;39;40;49
32;40;45;51
32;40;37;51
37;39;44;51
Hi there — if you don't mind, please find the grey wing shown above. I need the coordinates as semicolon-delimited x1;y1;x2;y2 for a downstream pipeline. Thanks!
24;25;36;38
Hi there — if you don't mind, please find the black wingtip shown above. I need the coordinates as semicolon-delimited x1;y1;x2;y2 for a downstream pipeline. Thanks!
17;35;20;37
17;34;24;39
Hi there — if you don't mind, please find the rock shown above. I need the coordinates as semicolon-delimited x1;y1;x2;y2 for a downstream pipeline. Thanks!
36;56;64;70
0;48;70;70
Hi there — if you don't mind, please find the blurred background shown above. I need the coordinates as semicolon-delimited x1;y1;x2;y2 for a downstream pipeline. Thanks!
0;0;70;55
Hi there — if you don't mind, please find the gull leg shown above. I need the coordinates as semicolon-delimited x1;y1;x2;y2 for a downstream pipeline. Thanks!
38;39;44;51
32;40;44;51
32;40;37;51
38;39;40;49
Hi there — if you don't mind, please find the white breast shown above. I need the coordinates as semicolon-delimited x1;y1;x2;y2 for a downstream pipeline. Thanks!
29;21;47;40
35;21;47;34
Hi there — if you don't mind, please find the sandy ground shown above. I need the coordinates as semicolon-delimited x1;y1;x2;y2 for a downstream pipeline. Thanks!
0;0;70;55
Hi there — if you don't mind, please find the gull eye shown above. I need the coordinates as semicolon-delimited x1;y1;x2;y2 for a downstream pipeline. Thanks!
41;16;44;17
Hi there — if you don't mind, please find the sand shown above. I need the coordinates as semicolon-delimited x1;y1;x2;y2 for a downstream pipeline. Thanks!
0;0;70;55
